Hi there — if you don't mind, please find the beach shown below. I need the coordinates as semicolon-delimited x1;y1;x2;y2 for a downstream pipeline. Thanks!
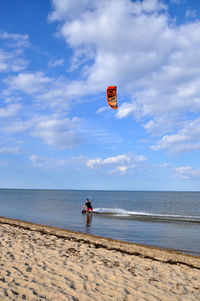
0;217;199;300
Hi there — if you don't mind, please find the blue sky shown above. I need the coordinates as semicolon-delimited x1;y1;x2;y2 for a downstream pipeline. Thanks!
1;0;200;190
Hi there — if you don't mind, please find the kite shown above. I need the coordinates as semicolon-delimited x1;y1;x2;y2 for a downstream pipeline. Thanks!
107;86;117;109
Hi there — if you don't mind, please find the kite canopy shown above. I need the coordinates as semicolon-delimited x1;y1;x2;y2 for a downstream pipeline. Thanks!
107;86;117;109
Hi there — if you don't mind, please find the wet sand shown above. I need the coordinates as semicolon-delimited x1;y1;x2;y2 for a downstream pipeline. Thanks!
0;216;199;300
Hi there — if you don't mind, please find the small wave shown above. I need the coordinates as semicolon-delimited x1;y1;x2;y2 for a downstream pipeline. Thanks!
93;208;200;223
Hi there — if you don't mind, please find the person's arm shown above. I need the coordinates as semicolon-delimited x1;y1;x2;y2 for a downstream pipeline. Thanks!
82;204;86;210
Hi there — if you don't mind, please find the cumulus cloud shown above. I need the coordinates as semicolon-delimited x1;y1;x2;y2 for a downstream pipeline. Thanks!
115;165;130;174
0;48;27;72
151;118;200;153
103;154;130;165
86;153;146;174
48;59;64;67
38;79;92;103
49;0;200;154
134;155;147;162
0;32;29;72
32;117;82;149
4;72;52;94
87;154;130;168
117;102;138;119
96;106;107;114
29;154;48;168
49;0;170;89
0;32;30;48
185;9;196;19
1;112;83;150
0;104;21;118
49;0;95;22
173;166;200;179
0;49;10;72
2;119;35;134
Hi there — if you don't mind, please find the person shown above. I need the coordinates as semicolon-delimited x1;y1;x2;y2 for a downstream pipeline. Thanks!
82;198;93;214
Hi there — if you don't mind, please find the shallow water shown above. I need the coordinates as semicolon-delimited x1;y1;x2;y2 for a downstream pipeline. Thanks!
0;189;199;256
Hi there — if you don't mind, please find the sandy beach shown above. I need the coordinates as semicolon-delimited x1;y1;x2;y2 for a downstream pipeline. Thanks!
0;217;199;300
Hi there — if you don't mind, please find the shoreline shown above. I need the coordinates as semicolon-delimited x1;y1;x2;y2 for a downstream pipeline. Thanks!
0;216;200;300
0;216;200;267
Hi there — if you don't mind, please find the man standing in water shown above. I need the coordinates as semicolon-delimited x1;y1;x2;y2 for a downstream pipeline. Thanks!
82;199;93;214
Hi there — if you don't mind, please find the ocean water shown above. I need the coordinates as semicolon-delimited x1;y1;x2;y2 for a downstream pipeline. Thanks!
0;189;200;256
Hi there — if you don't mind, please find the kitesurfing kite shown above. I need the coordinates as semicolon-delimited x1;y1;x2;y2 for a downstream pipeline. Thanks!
107;86;117;109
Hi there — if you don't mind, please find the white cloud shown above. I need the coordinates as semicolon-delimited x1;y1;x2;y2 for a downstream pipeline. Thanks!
173;166;200;179
132;0;167;14
49;0;200;154
185;9;196;19
32;117;82;149
103;154;130;165
134;155;147;162
0;49;9;71
151;134;188;151
0;31;29;72
86;158;102;169
86;153;146;174
29;154;48;167
29;154;85;169
151;118;200;153
143;115;178;136
48;59;64;67
0;104;21;118
29;154;61;169
114;20;200;127
38;80;88;102
115;165;129;174
96;106;107;114
1;113;83;150
158;162;171;168
0;146;20;154
49;0;171;90
170;0;180;4
2;119;36;133
117;103;137;119
87;154;130;168
0;48;27;72
4;72;52;94
0;32;30;48
49;0;94;22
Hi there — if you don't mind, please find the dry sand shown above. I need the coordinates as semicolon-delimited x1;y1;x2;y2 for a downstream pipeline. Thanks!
0;217;199;301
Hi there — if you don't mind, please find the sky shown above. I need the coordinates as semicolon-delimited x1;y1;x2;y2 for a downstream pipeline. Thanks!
1;0;200;191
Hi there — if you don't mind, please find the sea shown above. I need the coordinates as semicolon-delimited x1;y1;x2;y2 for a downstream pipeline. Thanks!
0;189;200;256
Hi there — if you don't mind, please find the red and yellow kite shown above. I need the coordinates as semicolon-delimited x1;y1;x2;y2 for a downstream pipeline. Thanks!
107;86;117;109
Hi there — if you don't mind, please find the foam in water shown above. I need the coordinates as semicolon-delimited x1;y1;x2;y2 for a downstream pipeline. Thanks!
93;207;200;222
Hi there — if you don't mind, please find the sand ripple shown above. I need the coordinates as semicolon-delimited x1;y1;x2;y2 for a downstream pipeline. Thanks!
0;217;199;300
